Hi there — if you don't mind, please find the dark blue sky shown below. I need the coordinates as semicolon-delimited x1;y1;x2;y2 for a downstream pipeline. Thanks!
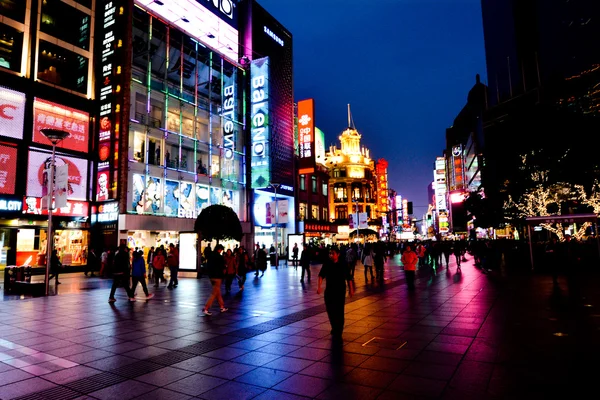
258;0;487;215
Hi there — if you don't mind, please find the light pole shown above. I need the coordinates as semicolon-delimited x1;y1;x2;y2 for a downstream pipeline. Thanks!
353;197;360;243
41;129;70;296
269;182;280;267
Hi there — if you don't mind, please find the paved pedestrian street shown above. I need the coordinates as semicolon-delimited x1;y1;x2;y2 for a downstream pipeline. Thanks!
0;255;599;399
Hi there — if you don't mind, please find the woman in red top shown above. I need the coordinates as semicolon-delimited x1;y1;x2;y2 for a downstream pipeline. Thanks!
152;248;166;287
401;244;419;291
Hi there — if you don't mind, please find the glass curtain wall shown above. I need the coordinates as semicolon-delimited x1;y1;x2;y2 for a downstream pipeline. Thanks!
128;8;245;219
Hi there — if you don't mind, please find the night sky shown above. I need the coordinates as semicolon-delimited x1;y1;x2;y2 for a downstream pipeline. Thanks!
257;0;487;216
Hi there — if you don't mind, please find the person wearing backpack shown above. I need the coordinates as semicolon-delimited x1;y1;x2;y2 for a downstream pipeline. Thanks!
131;250;154;300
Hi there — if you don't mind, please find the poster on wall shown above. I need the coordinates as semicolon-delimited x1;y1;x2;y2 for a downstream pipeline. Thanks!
26;150;88;200
132;174;145;214
222;189;234;209
144;176;162;213
32;98;90;152
0;86;26;139
178;182;195;218
0;145;17;194
164;180;179;217
210;187;222;205
196;184;209;215
96;171;109;201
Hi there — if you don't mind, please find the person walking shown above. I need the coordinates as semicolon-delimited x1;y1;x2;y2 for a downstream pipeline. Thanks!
203;244;228;315
223;248;237;294
317;246;355;341
292;243;299;269
345;244;357;278
84;248;98;277
146;246;155;281
99;248;109;278
108;244;135;303
401;244;419;291
167;243;179;289
48;249;62;284
236;246;249;290
130;250;154;300
300;243;311;282
152;248;166;287
255;244;268;277
361;244;375;283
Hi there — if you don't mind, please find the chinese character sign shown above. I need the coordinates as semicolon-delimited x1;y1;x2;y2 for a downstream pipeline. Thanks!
32;98;90;152
0;145;17;194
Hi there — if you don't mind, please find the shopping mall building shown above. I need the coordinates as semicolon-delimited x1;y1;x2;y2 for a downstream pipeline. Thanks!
0;0;296;272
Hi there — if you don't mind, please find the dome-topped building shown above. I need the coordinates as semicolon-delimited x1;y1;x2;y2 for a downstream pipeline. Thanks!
324;111;378;241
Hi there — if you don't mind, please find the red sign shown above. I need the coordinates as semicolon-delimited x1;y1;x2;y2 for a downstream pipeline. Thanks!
23;197;89;217
0;145;17;194
0;86;26;139
32;98;90;153
298;99;315;160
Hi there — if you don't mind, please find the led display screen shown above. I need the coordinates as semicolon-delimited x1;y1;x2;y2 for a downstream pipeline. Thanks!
0;144;17;194
0;86;26;139
298;98;314;161
23;197;89;217
32;98;90;152
26;150;88;200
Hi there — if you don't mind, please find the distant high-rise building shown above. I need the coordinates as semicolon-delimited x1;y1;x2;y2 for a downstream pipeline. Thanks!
481;0;600;108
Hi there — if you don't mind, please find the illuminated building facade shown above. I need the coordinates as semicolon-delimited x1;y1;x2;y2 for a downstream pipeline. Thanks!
101;0;249;256
0;0;96;271
325;125;377;242
295;98;332;242
239;0;296;251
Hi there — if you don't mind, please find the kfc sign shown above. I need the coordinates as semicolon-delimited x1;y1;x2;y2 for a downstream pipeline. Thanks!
32;98;90;153
0;87;26;139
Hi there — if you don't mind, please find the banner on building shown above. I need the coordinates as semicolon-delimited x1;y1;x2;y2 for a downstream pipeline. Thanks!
250;57;270;188
54;164;69;208
358;212;368;229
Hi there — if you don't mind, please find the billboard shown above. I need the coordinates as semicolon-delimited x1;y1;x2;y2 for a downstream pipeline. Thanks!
250;57;270;188
434;156;448;213
23;197;89;217
32;98;89;152
134;0;239;62
0;86;26;139
0;145;17;194
297;99;315;169
26;150;88;200
315;127;325;166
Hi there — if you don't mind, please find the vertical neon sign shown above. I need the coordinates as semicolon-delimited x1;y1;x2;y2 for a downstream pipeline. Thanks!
250;57;270;189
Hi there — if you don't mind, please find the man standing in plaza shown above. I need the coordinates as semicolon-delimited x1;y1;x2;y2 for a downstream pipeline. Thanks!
167;243;179;289
317;246;355;341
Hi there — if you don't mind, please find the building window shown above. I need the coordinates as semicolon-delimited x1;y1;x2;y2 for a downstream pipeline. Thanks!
299;202;307;220
333;185;346;200
133;131;145;162
0;1;27;23
322;207;328;221
37;40;89;94
322;182;328;196
299;174;305;191
335;206;347;220
311;176;317;193
41;0;91;50
0;23;23;72
311;205;319;219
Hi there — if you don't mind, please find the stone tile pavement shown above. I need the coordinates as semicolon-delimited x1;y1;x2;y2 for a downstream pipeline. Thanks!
0;253;598;399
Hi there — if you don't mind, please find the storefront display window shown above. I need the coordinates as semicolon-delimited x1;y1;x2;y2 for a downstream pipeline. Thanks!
54;229;89;265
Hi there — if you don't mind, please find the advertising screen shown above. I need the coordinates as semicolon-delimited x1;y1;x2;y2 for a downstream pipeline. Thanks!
0;145;17;194
0;86;26;139
164;180;180;217
178;181;195;218
134;0;239;62
196;184;209;215
32;98;90;152
26;150;88;200
250;57;270;188
23;197;89;217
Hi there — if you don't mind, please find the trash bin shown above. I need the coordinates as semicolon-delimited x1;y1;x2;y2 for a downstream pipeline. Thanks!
4;266;16;292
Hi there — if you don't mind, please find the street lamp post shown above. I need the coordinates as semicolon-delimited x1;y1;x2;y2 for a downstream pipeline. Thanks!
353;197;360;243
40;129;70;296
269;182;280;267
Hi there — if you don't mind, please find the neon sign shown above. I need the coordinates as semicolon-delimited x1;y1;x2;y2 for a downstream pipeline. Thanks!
250;57;270;189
